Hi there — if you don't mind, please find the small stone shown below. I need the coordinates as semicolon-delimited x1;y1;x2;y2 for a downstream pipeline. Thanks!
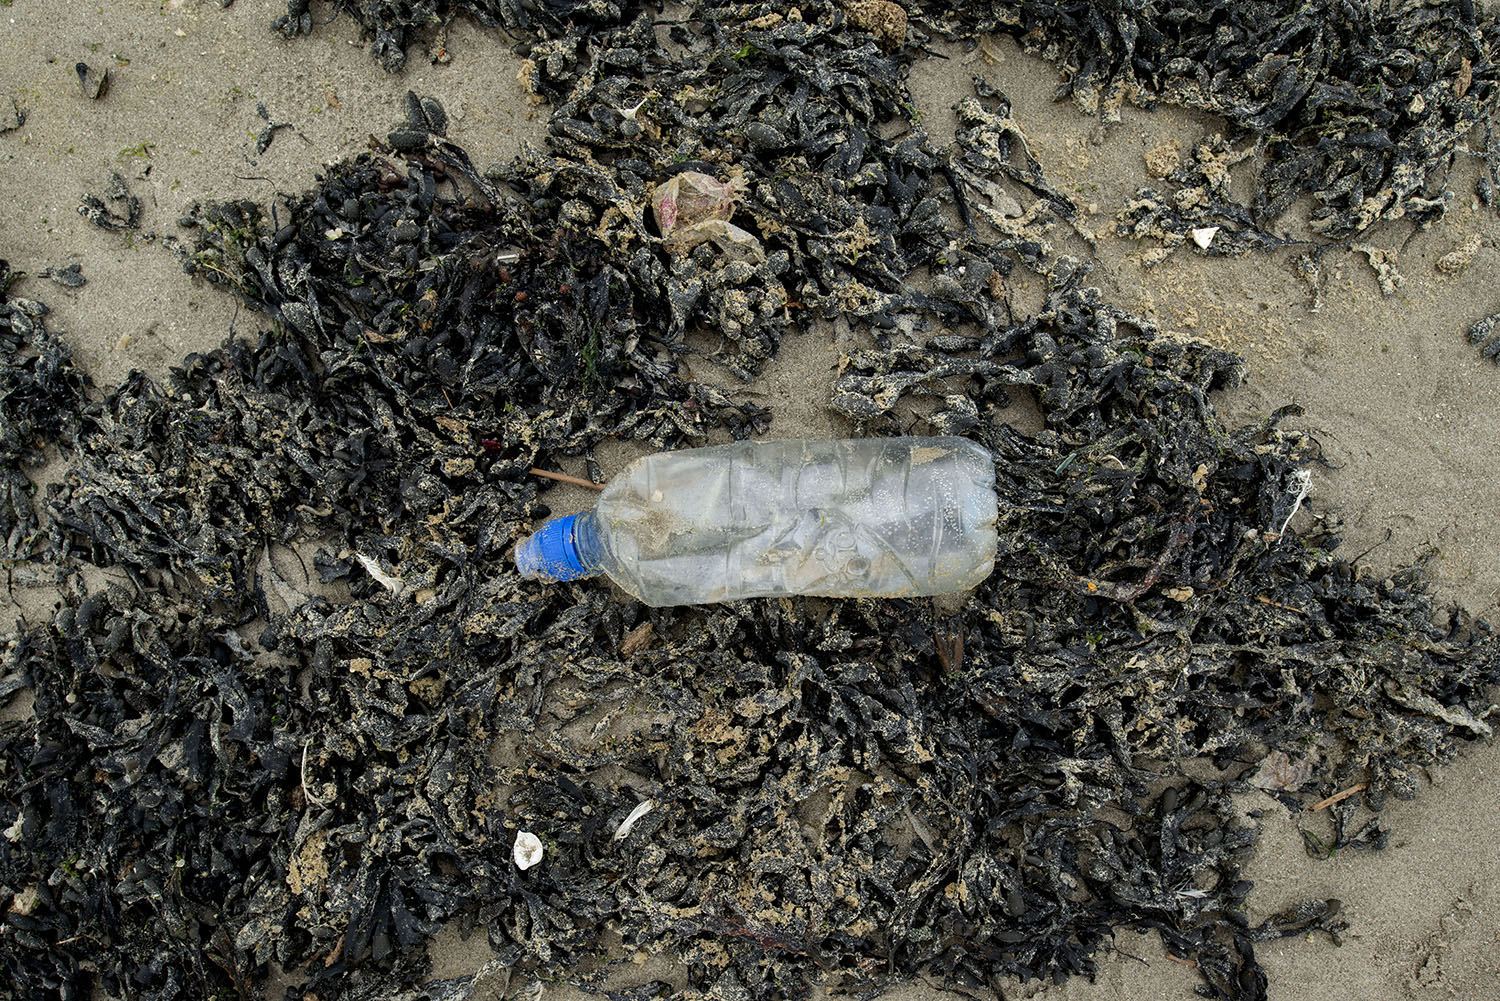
76;62;108;100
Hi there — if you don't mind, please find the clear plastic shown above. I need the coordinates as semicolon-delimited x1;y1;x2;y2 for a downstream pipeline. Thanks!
535;437;998;607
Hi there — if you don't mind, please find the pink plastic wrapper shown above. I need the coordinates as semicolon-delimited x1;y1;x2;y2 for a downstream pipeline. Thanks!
651;171;764;262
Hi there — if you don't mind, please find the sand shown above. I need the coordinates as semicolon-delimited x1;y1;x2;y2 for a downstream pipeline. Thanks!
1;2;1497;999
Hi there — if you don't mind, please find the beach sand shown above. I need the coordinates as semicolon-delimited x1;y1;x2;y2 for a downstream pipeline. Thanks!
2;2;1496;999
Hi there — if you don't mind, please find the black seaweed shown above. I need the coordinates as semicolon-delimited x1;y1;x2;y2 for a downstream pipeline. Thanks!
41;264;87;289
0;261;89;568
271;0;1500;248
255;102;294;156
78;173;142;231
272;0;650;72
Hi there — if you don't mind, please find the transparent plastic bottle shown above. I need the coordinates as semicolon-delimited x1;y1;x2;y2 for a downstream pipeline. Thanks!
515;437;998;606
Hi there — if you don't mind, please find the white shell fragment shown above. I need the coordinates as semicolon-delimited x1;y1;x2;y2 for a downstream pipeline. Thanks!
613;799;656;841
616;96;649;122
355;553;404;595
1191;226;1219;249
513;831;544;870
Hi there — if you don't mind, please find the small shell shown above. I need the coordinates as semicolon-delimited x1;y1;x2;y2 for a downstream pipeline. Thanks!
513;831;544;870
613;799;656;840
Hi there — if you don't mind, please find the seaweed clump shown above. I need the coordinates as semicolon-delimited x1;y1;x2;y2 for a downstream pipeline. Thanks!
0;261;88;568
932;0;1500;243
265;0;1500;363
272;0;1500;249
2;6;1498;1001
271;0;650;71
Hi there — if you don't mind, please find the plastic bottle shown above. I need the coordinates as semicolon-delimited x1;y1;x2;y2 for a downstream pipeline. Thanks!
515;437;998;607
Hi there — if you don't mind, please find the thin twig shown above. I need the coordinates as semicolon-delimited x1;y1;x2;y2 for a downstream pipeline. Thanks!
1256;595;1306;614
1163;953;1199;968
529;467;605;491
57;933;105;946
1307;783;1367;812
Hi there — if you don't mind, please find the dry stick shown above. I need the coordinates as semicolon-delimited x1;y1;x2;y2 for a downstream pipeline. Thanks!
1307;782;1368;812
529;467;605;491
1255;594;1306;614
57;934;105;946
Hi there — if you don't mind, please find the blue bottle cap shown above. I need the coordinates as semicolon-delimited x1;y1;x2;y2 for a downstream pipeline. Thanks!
515;514;594;581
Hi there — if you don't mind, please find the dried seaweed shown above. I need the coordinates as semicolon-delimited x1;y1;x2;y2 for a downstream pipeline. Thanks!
271;0;650;72
3;3;1499;1001
9;166;1498;999
78;172;141;231
930;0;1500;243
1116;136;1290;265
41;264;86;289
277;0;1500;246
0;261;89;567
1351;242;1404;296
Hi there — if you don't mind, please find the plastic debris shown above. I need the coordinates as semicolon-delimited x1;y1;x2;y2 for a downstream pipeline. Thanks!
651;171;765;262
515;437;999;605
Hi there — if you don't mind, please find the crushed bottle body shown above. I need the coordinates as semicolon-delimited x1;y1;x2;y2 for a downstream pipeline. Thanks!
517;437;998;607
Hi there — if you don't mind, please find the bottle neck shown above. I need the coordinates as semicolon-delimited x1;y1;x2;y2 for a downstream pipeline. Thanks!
571;510;603;572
